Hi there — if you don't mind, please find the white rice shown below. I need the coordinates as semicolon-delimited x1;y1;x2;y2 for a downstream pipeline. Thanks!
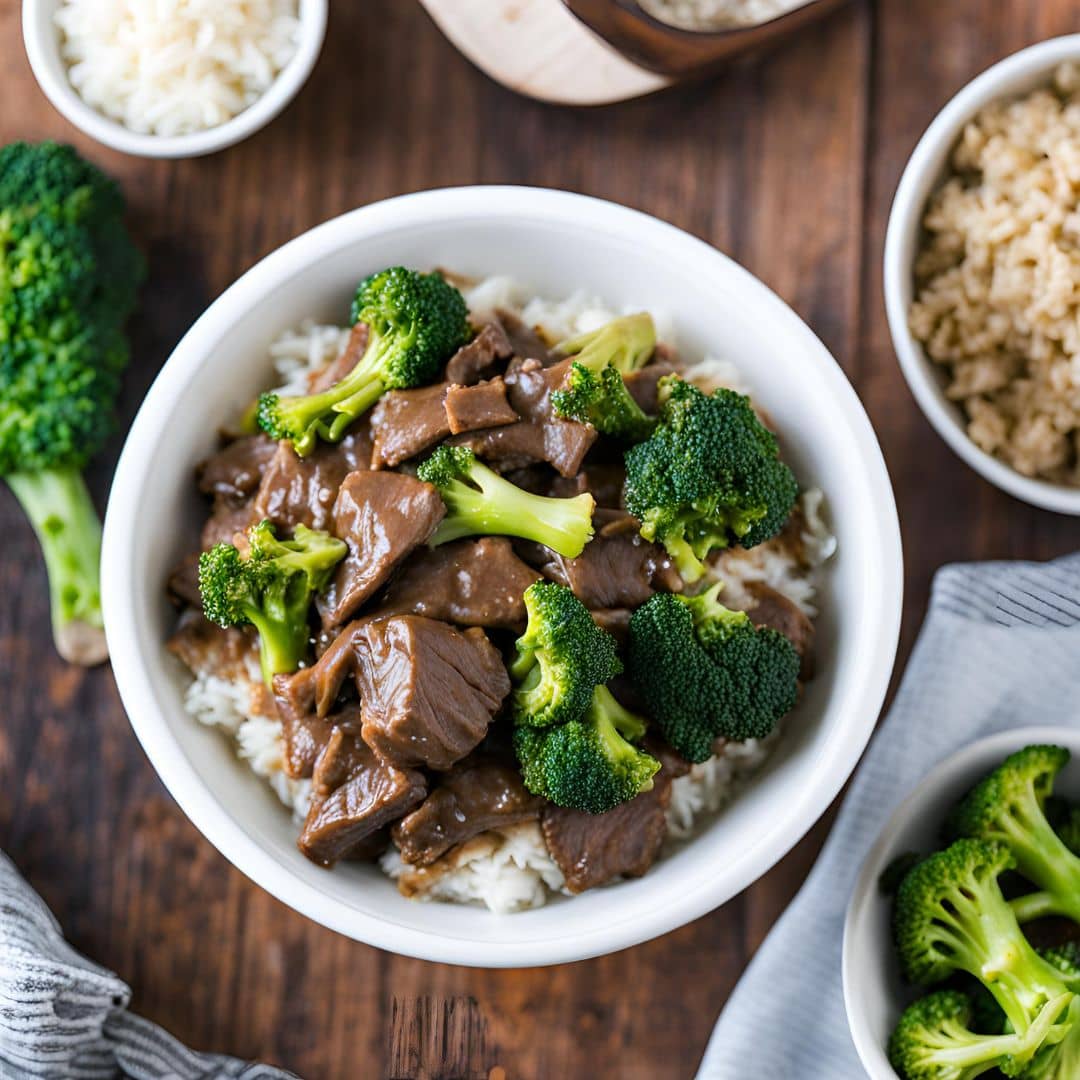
55;0;301;137
178;276;835;913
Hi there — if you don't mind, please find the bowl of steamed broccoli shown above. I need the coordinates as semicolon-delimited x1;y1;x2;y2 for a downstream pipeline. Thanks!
844;729;1080;1080
101;186;902;965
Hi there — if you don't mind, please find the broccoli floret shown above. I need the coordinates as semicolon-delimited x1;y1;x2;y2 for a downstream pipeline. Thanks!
553;312;656;374
888;989;1072;1080
1019;996;1080;1080
513;684;660;813
946;746;1080;926
551;361;656;442
508;581;621;728
257;267;468;455
417;445;595;558
198;520;346;685
894;839;1074;1042
623;377;798;582
627;583;799;763
0;142;143;665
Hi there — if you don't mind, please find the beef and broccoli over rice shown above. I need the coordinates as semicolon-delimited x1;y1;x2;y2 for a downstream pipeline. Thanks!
166;268;834;913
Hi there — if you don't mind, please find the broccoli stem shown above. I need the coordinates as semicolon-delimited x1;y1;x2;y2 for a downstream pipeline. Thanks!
241;597;309;686
1011;890;1066;924
6;468;106;666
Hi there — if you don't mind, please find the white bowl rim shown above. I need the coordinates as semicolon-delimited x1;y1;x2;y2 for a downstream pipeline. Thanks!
21;0;328;159
841;723;1080;1079
884;33;1080;516
102;185;904;965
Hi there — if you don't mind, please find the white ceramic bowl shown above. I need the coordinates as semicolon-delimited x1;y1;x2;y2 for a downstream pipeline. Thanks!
843;725;1080;1078
884;35;1080;515
102;187;903;966
22;0;327;159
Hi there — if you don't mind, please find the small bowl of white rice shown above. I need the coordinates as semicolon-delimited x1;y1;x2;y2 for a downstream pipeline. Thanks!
22;0;327;158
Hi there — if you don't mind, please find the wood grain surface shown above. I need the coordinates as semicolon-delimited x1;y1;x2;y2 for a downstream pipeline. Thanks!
1;1;1078;1077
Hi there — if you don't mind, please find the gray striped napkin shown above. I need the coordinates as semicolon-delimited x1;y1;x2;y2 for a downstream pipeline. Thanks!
0;850;295;1079
697;551;1080;1079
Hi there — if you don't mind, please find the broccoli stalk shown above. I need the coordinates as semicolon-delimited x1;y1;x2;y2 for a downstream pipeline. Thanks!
946;746;1080;926
0;141;144;665
514;684;660;814
551;361;656;442
627;582;800;763
257;267;469;455
6;469;105;662
554;313;656;374
623;376;798;582
888;989;1072;1080
417;446;595;558
893;839;1075;1042
198;520;346;685
509;581;622;728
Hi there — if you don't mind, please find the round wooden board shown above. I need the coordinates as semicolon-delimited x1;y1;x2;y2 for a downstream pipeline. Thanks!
416;0;672;105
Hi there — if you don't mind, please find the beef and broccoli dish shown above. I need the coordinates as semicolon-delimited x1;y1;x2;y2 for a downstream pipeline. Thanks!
167;268;834;912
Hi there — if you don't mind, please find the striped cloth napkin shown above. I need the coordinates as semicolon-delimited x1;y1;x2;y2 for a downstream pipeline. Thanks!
697;551;1080;1079
0;850;295;1079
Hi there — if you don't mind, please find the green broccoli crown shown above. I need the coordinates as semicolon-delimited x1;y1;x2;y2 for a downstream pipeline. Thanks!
417;445;596;558
888;989;1073;1080
550;361;656;442
623;377;798;583
893;839;1072;1039
198;520;346;684
509;582;622;728
627;586;799;763
946;745;1080;925
257;267;468;454
554;312;656;374
0;141;143;474
513;684;660;813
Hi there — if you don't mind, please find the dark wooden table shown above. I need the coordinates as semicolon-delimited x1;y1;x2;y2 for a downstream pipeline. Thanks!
1;1;1078;1077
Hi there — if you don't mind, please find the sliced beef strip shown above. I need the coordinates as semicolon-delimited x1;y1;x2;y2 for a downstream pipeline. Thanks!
166;553;202;608
274;664;363;779
200;499;259;551
351;616;511;771
252;432;368;532
307;323;368;394
450;357;596;477
444;377;518;435
623;363;676;414
298;727;426;867
591;608;631;643
375;537;540;631
391;756;543;866
744;581;816;680
496;309;556;364
196;434;278;502
541;754;681;894
535;509;682;609
167;610;253;681
549;464;626;510
370;383;451;469
444;321;513;386
317;471;445;629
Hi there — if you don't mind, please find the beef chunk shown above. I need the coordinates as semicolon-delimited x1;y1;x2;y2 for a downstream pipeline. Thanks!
444;377;518;435
623;363;676;414
298;728;426;867
308;323;368;394
166;553;202;608
496;309;556;364
370;384;450;469
273;660;363;779
167;610;253;682
197;434;277;502
744;581;815;680
444;321;513;386
200;499;258;551
591;608;631;643
451;358;595;477
253;433;367;532
317;471;445;628
536;510;681;609
376;537;540;631
352;617;510;770
391;756;543;866
541;755;682;893
549;464;626;510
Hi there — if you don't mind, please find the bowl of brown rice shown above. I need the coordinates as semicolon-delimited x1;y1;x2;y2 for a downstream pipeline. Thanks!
885;34;1080;513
